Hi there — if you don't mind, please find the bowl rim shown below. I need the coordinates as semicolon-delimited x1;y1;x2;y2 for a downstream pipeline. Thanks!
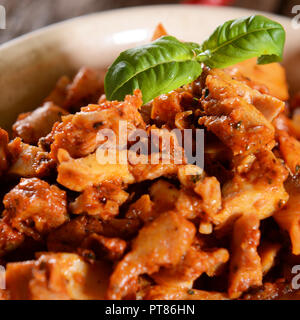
0;4;293;50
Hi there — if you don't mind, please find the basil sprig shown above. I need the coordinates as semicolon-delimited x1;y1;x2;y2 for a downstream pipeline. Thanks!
105;15;285;104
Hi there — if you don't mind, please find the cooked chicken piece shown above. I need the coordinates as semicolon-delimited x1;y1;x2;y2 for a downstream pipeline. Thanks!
151;91;183;126
225;58;289;101
233;153;256;174
47;216;140;253
45;68;103;111
175;172;221;223
126;124;187;181
3;178;69;240
213;151;289;230
277;130;300;176
273;113;300;141
147;125;187;164
177;165;204;189
92;218;142;240
47;216;103;252
258;242;281;276
12;102;68;145
62;68;103;111
194;176;222;218
145;286;228;300
199;69;278;155
79;233;127;261
212;68;285;122
107;211;196;300
125;194;156;223
70;184;129;220
7;138;54;178
175;189;202;220
151;244;229;287
0;129;9;176
175;110;194;129
274;180;300;255
57;149;135;192
40;113;98;158
0;219;24;257
45;75;71;106
6;253;111;300
228;214;262;299
45;89;145;160
149;180;179;213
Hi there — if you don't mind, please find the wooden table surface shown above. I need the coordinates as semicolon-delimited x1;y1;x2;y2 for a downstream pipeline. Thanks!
0;0;297;44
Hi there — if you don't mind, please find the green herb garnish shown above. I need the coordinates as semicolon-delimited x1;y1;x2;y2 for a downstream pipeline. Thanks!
105;15;285;104
192;175;202;184
187;289;195;295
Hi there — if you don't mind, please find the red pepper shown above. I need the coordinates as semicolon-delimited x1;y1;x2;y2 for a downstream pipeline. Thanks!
182;0;235;6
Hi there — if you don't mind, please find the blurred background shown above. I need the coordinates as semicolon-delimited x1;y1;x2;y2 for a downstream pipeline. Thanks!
0;0;298;44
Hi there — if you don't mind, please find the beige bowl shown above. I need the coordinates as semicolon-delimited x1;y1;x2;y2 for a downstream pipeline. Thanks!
0;4;299;129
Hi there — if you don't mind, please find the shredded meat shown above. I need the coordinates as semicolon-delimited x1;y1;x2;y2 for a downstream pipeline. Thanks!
8;139;54;178
70;184;129;220
57;149;135;192
151;244;229;287
175;168;222;223
277;130;300;175
6;253;111;300
12;102;68;145
224;58;289;101
46;68;104;112
0;30;299;300
79;233;127;261
45;75;71;107
199;69;277;155
3;178;69;240
259;242;281;276
149;180;179;213
44;89;145;160
107;211;196;300
151;91;183;126
228;214;262;299
218;67;286;121
213;150;289;230
125;194;156;223
62;68;104;111
47;215;140;253
274;180;300;255
0;220;24;257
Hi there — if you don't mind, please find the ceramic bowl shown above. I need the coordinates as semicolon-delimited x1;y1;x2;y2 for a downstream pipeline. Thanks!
0;5;299;129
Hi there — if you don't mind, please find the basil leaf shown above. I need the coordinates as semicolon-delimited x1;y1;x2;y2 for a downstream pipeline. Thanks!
198;15;285;68
105;15;285;103
104;36;203;103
